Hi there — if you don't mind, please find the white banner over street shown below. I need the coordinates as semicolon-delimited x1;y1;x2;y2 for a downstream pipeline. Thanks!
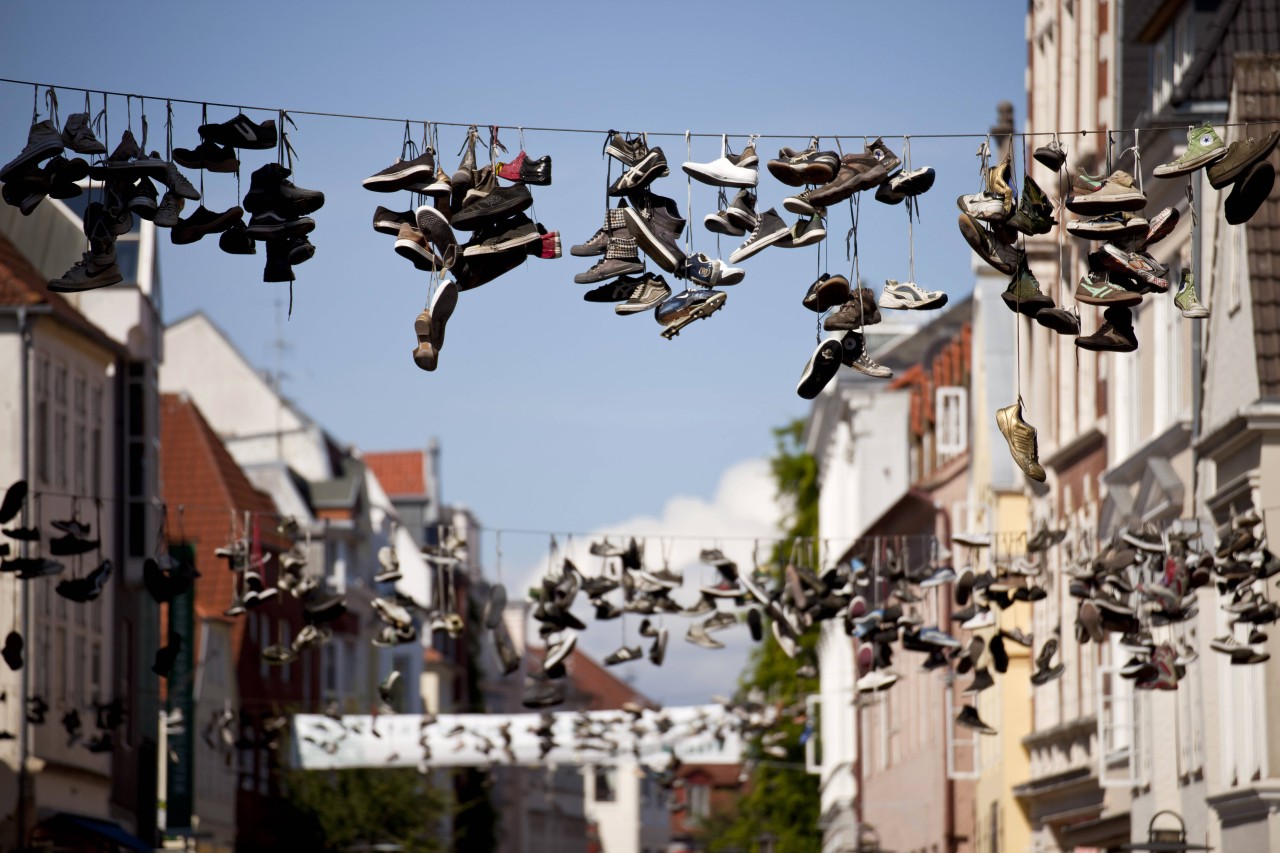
291;704;757;770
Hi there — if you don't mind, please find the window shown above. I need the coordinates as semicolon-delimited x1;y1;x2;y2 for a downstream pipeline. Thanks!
687;782;710;818
936;387;968;459
593;766;616;802
34;357;48;484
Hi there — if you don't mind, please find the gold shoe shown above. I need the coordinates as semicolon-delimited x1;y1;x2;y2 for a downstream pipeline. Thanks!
985;150;1015;220
996;397;1046;482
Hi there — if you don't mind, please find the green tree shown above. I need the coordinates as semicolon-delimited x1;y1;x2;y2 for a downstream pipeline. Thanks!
277;765;448;852
704;419;823;852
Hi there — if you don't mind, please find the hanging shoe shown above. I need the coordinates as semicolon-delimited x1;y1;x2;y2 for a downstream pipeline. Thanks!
614;274;671;316
878;280;948;310
803;274;852;312
683;142;759;188
172;139;239;172
796;339;842;400
1000;263;1054;318
1;119;65;182
1153;124;1228;178
1075;305;1138;353
574;234;643;284
1033;138;1066;172
1225;160;1276;226
1174;268;1209;319
171;205;244;245
1035;305;1081;336
840;332;892;379
197;113;277;150
1207;130;1280;189
363;149;438;192
996;398;1047;482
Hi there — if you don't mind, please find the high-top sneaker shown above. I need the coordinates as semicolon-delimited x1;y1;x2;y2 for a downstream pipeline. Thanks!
60;113;107;155
572;204;626;257
1174;268;1209;319
729;207;790;263
243;163;325;217
1075;305;1138;352
1;119;65;182
573;234;643;283
823;288;883;330
840;331;892;378
623;193;686;273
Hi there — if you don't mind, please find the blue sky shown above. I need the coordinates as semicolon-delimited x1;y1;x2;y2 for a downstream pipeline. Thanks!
3;0;1026;702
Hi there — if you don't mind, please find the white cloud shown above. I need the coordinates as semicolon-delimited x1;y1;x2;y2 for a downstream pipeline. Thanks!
517;458;785;706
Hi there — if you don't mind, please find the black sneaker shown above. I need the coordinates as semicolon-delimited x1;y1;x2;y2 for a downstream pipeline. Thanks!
728;208;790;263
287;236;315;265
584;274;648;303
608;148;669;196
362;150;438;193
246;210;316;239
415;204;459;261
373;206;416;236
44;156;89;200
453;248;526;291
243;163;325;217
574;235;643;283
723;189;759;232
603;130;649;167
171;205;244;245
60;113;106;156
462;213;541;256
262;238;295;283
604;645;642;666
451;184;533;230
128;176;159;220
218;220;256;255
955;704;997;734
172;139;239;173
1033;139;1066;172
1;119;65;182
615;274;672;316
797;339;842;400
198;113;277;150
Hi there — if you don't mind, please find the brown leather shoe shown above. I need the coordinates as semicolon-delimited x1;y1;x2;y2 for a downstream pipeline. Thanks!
807;139;900;207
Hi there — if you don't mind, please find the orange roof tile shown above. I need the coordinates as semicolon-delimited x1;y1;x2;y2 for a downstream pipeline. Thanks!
365;450;427;497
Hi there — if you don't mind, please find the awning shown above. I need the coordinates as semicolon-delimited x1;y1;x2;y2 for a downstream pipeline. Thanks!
37;812;154;851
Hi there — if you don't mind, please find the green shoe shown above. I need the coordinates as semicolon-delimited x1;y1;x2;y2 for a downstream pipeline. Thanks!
1008;175;1056;236
1001;263;1054;317
1174;268;1209;319
1207;130;1280;189
1153;124;1228;178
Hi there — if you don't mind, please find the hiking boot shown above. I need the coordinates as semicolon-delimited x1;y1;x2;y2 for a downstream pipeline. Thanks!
1225;160;1275;225
218;220;256;255
958;213;1024;275
623;194;687;273
840;332;893;378
655;288;728;338
48;244;122;293
996;397;1046;482
797;339;842;400
808;139;899;206
680;253;744;287
955;704;997;735
824;290;882;329
603;131;649;167
766;142;839;187
1208;130;1280;189
1066;169;1145;214
463;213;540;256
1001;263;1054;317
197;113;277;150
615;273;671;315
1098;244;1169;292
1153;124;1228;177
573;205;626;256
729;207;790;263
878;280;947;310
497;151;552;185
1174;268;1209;318
1008;176;1056;236
451;184;533;230
1074;271;1143;307
1075;305;1138;352
171;205;244;245
262;238;295;283
574;234;643;283
803;273;851;312
243;163;325;216
59;112;105;155
1033;138;1066;172
609;147;669;196
363;149;438;192
172;139;239;172
1;119;65;182
777;213;826;248
683;143;759;188
1035;305;1081;336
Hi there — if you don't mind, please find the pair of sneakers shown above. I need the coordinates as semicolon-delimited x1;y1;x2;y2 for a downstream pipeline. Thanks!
796;328;892;400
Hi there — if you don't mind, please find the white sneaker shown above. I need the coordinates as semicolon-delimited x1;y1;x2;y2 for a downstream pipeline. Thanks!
856;669;898;692
958;192;1006;221
682;149;759;188
878;279;948;310
952;532;992;548
961;608;996;630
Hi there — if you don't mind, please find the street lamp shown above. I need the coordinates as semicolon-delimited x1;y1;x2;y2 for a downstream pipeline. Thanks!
1119;811;1211;852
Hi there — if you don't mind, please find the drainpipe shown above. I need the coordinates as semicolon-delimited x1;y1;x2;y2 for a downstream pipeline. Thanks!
1191;169;1204;506
13;306;40;851
937;500;957;852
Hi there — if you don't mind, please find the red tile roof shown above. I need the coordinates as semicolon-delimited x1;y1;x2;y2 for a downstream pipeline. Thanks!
0;230;125;356
364;450;427;497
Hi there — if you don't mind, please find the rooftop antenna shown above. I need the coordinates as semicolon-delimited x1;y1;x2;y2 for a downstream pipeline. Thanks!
269;298;293;460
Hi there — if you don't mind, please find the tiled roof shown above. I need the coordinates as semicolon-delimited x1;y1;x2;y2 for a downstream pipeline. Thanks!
1235;53;1280;398
365;450;427;497
1176;0;1280;105
160;394;291;638
0;230;124;355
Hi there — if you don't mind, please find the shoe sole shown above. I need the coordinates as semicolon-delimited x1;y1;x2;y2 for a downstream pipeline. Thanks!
785;227;826;248
659;291;727;339
569;244;606;257
463;231;540;256
573;260;644;284
703;214;745;237
615;294;666;315
729;225;789;263
681;163;758;189
784;196;820;216
797;341;842;399
1067;220;1148;240
1226;162;1275;225
246;218;315;239
766;162;835;187
1066;192;1147;214
1074;286;1142;307
451;191;533;231
362;162;437;191
48;267;124;293
879;291;948;310
430;283;457;350
1209;132;1280;189
1035;310;1081;335
622;208;683;273
723;206;757;231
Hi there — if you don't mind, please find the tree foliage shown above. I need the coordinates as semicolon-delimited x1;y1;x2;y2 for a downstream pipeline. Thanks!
278;766;448;853
703;419;823;852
